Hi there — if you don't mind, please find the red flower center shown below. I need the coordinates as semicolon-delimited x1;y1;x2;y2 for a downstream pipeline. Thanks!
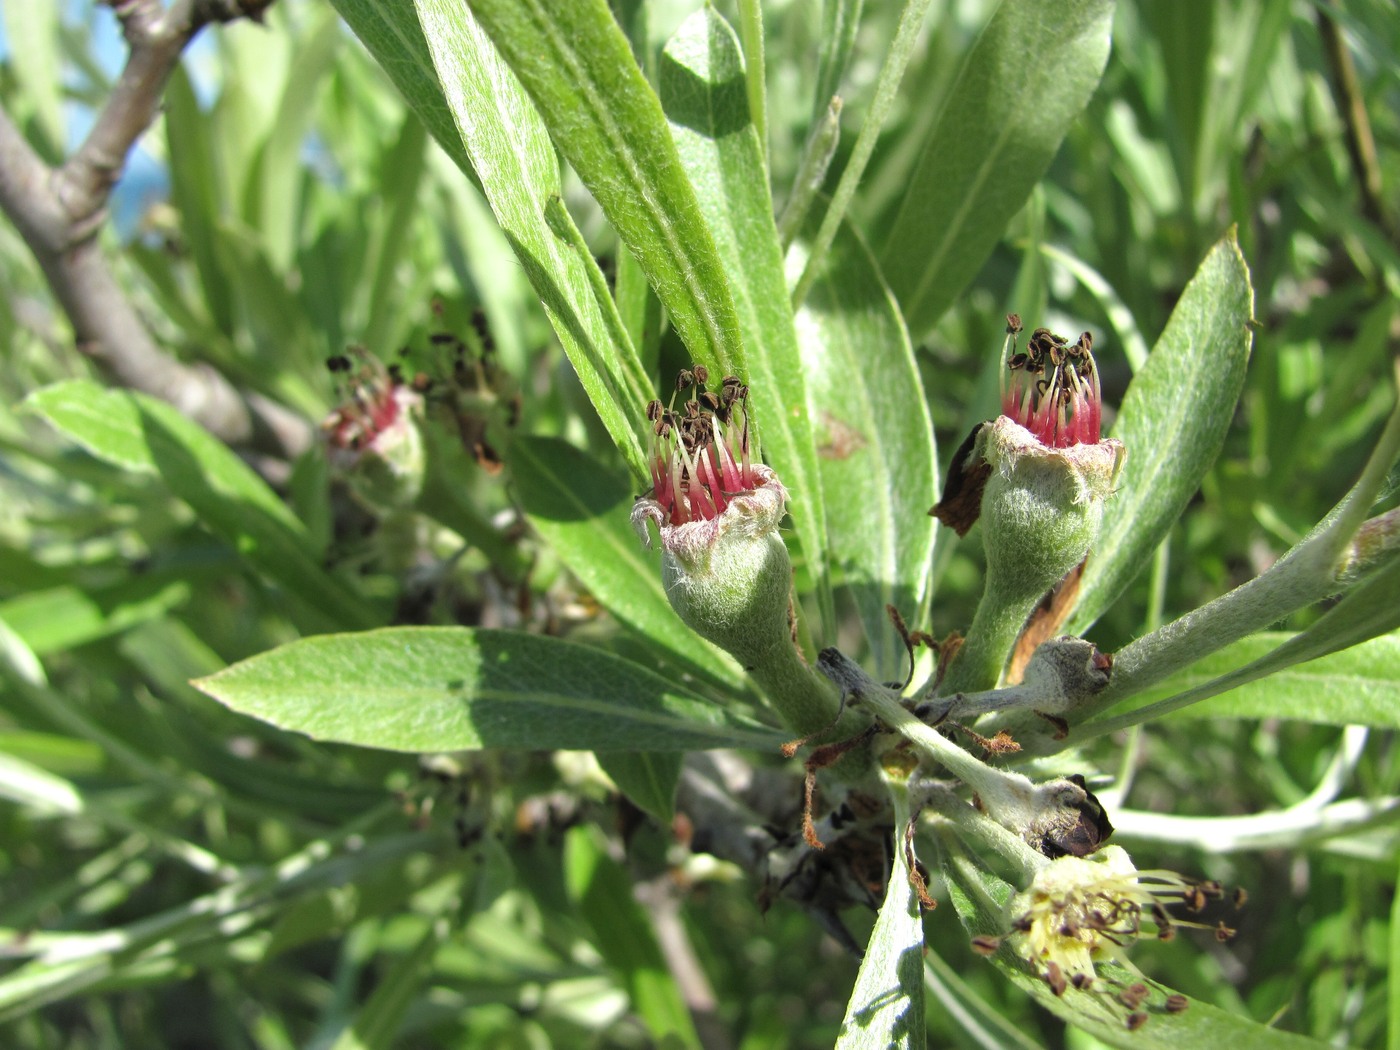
324;352;405;452
1000;317;1102;448
646;367;758;525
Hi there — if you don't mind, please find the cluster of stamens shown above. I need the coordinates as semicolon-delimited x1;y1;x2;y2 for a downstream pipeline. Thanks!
974;848;1239;1029
645;366;757;526
324;351;412;453
1000;314;1103;448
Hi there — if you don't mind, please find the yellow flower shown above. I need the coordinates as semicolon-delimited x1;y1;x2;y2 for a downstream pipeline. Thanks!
1004;845;1233;993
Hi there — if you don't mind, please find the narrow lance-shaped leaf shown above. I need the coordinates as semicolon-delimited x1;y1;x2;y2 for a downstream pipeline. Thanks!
564;826;702;1046
837;778;926;1050
658;7;831;626
194;628;782;753
1069;231;1254;633
510;434;748;695
879;0;1115;339
796;218;936;679
24;381;378;633
330;0;650;479
596;751;681;824
465;0;748;384
415;0;651;477
1116;630;1400;729
323;0;473;175
1086;557;1400;736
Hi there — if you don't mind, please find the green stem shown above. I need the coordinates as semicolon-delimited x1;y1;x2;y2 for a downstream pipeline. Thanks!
736;0;768;166
939;588;1035;696
776;96;841;247
750;641;843;739
790;0;934;309
856;685;1033;812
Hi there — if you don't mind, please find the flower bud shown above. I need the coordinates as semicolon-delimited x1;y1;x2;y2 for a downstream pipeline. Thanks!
943;636;1112;723
323;352;426;510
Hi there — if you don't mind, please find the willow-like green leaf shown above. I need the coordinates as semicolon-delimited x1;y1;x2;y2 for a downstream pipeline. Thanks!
878;0;1115;338
1070;231;1254;632
194;628;780;753
796;220;936;679
24;381;377;633
837;779;926;1049
465;0;748;383
1105;629;1398;728
564;826;701;1046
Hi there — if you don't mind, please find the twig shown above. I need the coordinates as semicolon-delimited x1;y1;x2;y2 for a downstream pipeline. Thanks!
0;0;308;457
1315;3;1392;239
634;876;733;1050
1112;795;1400;854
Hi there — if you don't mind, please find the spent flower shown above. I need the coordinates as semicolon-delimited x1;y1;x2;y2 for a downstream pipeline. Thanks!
323;351;425;510
633;368;839;736
934;317;1125;695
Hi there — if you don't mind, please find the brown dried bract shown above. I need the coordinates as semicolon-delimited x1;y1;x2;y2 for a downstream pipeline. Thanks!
930;424;991;536
1007;560;1086;684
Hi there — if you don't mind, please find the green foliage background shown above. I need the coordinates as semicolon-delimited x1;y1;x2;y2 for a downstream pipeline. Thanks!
1;0;1398;1047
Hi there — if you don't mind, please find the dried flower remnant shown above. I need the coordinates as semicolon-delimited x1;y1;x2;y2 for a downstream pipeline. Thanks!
398;311;517;474
323;351;425;509
641;367;761;527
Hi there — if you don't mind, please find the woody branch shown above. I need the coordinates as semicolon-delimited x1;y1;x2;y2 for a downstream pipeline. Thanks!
0;0;309;457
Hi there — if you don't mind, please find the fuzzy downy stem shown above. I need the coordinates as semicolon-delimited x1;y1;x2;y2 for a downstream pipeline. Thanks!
939;587;1039;696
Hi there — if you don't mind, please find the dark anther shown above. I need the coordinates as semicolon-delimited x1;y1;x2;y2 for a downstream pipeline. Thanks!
692;364;709;385
1119;983;1149;1009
